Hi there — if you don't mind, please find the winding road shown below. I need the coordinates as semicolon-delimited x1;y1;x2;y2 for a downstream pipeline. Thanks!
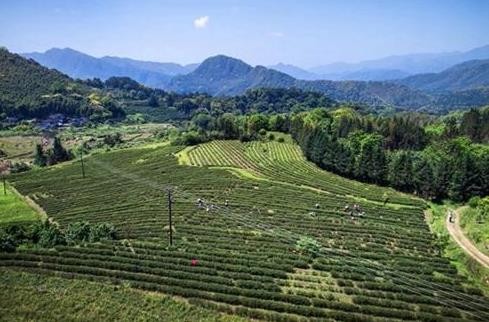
446;208;489;268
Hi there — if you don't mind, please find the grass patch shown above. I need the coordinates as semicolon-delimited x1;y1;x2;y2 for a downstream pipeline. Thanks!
0;184;41;225
460;206;489;257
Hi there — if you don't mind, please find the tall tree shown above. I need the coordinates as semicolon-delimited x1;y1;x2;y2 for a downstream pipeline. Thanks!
34;144;47;167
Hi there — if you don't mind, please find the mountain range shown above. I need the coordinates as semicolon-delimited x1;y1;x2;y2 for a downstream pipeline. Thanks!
305;44;489;80
14;46;489;111
23;45;489;84
23;48;197;89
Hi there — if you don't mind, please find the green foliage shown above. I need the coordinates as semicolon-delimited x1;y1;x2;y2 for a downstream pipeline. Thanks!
66;221;117;244
103;133;123;147
48;137;71;165
477;197;489;222
468;196;481;208
32;220;66;248
33;144;47;167
147;95;159;107
289;108;489;201
295;237;321;258
0;230;17;252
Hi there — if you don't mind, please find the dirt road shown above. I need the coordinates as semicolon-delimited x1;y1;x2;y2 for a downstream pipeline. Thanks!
446;208;489;268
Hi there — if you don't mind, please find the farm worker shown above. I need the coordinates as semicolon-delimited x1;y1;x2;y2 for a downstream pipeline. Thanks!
315;203;320;209
225;200;229;207
344;205;350;212
191;258;198;266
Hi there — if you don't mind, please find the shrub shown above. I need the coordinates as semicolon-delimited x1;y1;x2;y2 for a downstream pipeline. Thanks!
66;221;92;244
33;220;66;248
295;237;321;258
91;223;117;241
468;196;481;208
10;162;31;173
268;133;275;141
277;137;285;143
0;230;17;252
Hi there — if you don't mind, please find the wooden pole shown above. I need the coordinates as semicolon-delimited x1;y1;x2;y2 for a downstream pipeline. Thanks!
168;188;173;246
80;144;85;178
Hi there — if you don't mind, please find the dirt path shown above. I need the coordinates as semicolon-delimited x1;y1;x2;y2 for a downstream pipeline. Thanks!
446;207;489;268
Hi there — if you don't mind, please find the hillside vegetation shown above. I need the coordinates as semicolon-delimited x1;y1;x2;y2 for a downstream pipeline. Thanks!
0;48;124;120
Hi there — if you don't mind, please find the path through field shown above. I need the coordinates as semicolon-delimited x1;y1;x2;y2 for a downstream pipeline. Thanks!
447;207;489;268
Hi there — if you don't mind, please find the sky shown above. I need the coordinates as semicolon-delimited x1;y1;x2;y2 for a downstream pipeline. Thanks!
1;0;489;68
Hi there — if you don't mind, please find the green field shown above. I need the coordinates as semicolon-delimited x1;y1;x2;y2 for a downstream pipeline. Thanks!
4;139;489;321
0;135;40;162
0;185;41;225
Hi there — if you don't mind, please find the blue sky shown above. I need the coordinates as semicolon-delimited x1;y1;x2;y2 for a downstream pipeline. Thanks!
1;0;489;67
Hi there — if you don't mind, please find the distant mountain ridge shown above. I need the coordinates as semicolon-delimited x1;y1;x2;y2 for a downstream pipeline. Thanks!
309;44;489;79
395;59;489;92
167;55;434;108
22;48;198;88
18;47;489;111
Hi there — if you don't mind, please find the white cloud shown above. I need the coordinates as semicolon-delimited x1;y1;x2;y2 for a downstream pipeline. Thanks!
194;16;209;29
268;31;284;38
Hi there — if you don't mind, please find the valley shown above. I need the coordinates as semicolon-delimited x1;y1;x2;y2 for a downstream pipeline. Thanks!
1;2;489;320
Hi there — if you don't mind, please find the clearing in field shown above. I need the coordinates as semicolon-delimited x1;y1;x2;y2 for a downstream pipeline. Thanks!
4;140;489;321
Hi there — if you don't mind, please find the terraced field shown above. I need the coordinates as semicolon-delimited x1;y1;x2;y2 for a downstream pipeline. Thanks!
4;140;489;321
179;139;423;207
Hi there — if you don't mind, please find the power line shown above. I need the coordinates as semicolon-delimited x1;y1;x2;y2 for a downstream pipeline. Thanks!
86;157;489;318
168;186;489;318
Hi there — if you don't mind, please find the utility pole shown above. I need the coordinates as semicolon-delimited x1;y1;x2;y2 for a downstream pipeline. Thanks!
80;143;85;178
167;188;173;246
0;160;9;196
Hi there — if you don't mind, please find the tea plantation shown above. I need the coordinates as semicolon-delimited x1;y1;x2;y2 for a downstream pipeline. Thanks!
3;138;489;321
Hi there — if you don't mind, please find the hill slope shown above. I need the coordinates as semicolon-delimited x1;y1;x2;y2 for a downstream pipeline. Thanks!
0;48;123;119
396;59;489;92
0;48;72;110
168;55;296;95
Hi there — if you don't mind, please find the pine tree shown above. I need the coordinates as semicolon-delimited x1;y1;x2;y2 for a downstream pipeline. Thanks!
412;156;435;198
49;137;70;164
34;144;47;167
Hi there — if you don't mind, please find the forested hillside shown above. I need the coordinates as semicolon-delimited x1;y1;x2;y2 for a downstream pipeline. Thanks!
0;48;124;120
